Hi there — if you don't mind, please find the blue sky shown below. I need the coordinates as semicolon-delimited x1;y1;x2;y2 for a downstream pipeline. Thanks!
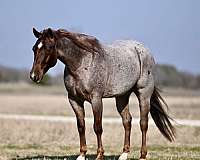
0;0;199;74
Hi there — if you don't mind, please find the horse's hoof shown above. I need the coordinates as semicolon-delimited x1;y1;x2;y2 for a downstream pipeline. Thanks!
95;158;104;160
76;155;85;160
118;152;128;160
95;157;104;160
139;158;146;160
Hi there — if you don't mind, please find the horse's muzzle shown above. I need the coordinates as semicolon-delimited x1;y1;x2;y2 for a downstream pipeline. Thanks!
30;72;42;83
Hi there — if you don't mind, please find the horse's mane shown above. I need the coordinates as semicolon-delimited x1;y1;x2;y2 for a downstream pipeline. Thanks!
57;29;103;53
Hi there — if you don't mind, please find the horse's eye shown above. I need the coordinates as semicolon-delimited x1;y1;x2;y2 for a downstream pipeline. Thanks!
46;45;54;50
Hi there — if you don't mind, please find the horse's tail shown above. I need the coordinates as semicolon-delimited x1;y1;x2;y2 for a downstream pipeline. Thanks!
150;87;176;142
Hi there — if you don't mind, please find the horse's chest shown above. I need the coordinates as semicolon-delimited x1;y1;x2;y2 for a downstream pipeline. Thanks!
64;75;92;101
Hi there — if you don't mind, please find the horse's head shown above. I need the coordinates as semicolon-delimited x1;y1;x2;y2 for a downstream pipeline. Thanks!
30;28;58;83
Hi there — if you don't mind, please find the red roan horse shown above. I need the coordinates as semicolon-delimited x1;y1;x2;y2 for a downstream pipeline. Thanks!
30;28;175;160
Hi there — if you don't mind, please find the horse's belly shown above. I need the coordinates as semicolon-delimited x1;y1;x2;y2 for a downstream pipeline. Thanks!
103;61;140;98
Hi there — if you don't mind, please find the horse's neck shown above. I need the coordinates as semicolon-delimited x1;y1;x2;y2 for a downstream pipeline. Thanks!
56;37;88;71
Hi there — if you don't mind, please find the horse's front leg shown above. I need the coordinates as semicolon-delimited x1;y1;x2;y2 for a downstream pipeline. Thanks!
68;95;87;160
91;95;104;160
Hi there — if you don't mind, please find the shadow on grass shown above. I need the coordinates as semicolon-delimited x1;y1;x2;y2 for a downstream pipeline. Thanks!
13;154;137;160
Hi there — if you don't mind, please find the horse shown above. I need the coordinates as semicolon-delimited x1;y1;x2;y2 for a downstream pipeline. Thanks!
30;28;175;160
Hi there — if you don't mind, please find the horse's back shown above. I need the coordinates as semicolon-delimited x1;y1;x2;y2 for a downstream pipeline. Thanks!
102;40;154;97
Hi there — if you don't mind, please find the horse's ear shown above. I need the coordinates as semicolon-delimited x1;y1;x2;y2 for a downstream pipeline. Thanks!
33;28;41;38
47;28;54;39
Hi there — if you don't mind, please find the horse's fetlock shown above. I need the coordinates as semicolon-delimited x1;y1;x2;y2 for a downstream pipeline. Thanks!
97;147;104;155
123;145;130;152
80;145;87;154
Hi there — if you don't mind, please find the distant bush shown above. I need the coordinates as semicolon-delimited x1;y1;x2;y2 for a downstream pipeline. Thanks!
0;65;52;86
0;65;29;82
155;64;200;89
33;74;52;86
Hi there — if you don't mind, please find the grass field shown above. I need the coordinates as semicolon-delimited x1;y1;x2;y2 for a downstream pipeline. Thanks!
0;83;200;160
1;119;200;160
1;145;200;160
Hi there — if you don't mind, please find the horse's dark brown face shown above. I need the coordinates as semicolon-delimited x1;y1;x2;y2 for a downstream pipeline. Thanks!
30;28;57;83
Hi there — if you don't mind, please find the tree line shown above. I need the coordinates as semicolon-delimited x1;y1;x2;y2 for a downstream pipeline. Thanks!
0;64;199;89
155;64;200;89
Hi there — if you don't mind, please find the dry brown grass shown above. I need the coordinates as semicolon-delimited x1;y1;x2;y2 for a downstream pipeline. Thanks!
0;119;200;159
1;83;200;120
0;83;200;159
0;93;200;120
1;119;200;146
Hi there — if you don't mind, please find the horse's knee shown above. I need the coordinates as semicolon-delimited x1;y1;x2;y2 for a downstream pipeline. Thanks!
77;118;85;133
93;123;103;134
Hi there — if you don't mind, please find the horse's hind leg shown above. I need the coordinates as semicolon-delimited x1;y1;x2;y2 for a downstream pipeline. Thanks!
116;94;132;160
91;95;104;160
68;95;87;160
135;82;154;160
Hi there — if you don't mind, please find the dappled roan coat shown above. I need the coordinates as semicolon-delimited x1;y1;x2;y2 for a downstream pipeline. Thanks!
30;28;175;160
